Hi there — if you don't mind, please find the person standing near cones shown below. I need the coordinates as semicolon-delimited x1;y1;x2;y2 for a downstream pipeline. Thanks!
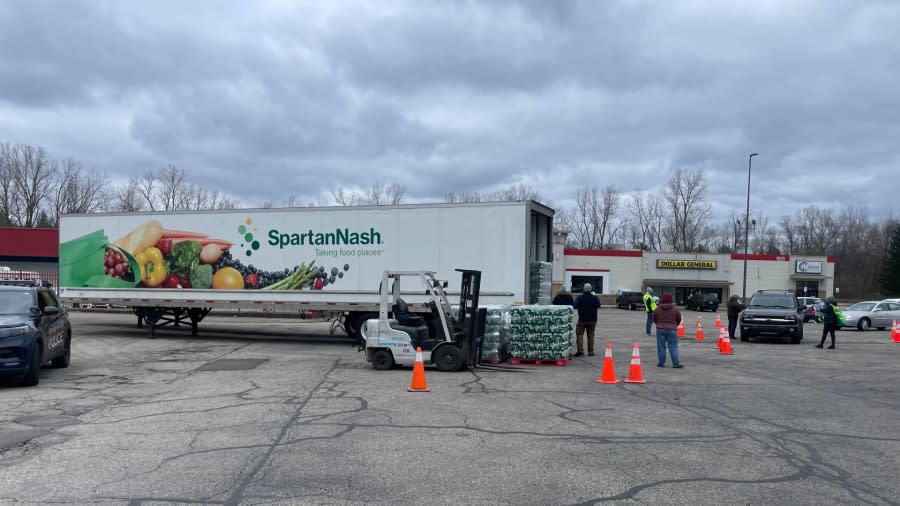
727;294;746;340
816;296;840;349
643;287;657;335
573;283;601;357
653;293;683;368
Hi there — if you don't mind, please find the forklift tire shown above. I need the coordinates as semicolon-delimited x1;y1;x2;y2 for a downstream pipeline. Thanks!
371;349;395;370
433;345;465;372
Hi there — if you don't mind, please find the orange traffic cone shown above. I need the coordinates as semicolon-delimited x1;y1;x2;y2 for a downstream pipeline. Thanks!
717;326;725;350
720;330;734;355
715;313;722;328
892;320;900;343
695;317;704;341
594;343;621;384
407;347;431;392
624;342;647;384
676;319;685;338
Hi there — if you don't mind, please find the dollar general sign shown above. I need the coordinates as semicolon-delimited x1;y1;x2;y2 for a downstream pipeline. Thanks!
657;259;718;270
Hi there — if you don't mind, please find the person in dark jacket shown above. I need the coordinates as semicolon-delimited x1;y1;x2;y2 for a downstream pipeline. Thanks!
552;285;574;306
653;293;683;368
816;296;839;349
572;283;601;357
726;294;746;340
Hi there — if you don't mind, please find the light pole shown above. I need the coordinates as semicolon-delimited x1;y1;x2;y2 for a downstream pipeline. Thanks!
742;153;758;301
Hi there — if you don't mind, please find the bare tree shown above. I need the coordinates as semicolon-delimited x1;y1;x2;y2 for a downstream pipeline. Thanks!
490;183;540;201
50;158;108;224
625;191;665;251
157;165;187;211
661;168;712;252
0;144;14;226
124;165;240;211
384;183;406;205
332;187;359;206
1;143;57;227
777;215;797;254
366;181;385;205
111;176;146;212
566;185;621;249
749;211;781;254
444;191;484;203
783;206;839;255
330;181;406;206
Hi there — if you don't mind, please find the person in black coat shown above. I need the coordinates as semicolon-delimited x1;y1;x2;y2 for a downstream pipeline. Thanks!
726;294;746;340
816;296;839;349
572;283;601;356
552;285;574;306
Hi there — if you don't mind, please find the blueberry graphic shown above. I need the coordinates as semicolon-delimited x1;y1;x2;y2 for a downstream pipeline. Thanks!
343;264;350;271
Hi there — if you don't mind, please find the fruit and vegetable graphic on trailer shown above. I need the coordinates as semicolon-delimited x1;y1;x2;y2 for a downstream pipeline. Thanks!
60;219;350;290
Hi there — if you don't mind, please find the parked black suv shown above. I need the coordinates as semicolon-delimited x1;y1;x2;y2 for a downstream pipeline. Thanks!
616;291;644;310
685;292;719;312
739;289;804;344
0;281;72;386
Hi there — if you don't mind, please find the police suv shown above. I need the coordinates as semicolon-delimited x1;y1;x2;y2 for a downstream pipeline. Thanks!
0;280;72;386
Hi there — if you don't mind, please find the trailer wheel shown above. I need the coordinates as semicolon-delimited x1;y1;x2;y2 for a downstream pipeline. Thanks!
433;345;464;372
344;313;357;337
353;312;378;341
371;349;395;370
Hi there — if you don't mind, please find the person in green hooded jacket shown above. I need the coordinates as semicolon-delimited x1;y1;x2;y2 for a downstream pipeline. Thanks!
816;296;840;349
643;287;657;335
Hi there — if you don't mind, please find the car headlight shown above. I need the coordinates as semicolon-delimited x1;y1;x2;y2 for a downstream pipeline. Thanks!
0;326;31;339
787;315;797;322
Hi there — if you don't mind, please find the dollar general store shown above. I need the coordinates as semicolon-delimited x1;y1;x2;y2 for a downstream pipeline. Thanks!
551;237;835;303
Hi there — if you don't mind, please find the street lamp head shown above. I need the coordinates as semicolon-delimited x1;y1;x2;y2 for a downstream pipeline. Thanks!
750;153;759;158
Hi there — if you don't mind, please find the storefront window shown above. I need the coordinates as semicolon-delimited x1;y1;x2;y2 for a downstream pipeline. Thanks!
571;275;603;293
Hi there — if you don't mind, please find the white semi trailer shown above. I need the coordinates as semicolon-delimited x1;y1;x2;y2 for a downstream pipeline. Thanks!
58;200;554;338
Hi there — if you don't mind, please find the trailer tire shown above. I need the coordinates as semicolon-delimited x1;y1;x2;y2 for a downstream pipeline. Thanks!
353;312;378;342
371;349;395;370
344;313;357;337
433;344;464;372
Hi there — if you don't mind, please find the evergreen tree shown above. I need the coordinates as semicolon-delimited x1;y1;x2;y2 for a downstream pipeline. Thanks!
881;225;900;296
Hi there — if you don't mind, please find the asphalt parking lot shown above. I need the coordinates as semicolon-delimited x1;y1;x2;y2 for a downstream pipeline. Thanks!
1;308;899;505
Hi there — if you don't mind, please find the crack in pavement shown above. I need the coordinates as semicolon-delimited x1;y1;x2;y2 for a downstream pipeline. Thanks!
561;381;900;505
222;358;340;506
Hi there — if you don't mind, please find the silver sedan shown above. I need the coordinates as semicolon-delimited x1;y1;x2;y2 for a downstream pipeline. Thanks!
841;301;900;331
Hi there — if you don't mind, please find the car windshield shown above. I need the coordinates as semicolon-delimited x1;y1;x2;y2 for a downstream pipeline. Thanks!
749;294;795;309
849;302;875;311
0;291;34;314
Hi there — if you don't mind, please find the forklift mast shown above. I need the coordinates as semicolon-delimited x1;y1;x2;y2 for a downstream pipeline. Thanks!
455;269;485;367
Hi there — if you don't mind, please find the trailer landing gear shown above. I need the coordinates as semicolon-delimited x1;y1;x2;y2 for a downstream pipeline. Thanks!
134;307;212;338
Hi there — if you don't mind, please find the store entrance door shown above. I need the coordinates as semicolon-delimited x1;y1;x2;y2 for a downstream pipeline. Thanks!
796;280;820;298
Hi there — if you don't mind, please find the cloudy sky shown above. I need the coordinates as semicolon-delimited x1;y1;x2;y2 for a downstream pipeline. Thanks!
1;0;898;220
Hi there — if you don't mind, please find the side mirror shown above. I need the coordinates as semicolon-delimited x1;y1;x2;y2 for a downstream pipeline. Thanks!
43;306;60;315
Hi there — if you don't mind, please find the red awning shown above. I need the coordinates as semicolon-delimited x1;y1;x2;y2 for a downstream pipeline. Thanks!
0;227;58;258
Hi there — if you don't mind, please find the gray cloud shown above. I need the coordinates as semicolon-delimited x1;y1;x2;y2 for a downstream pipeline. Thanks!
0;0;898;219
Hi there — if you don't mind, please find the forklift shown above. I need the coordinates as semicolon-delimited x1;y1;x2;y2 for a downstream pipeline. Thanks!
363;269;485;372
